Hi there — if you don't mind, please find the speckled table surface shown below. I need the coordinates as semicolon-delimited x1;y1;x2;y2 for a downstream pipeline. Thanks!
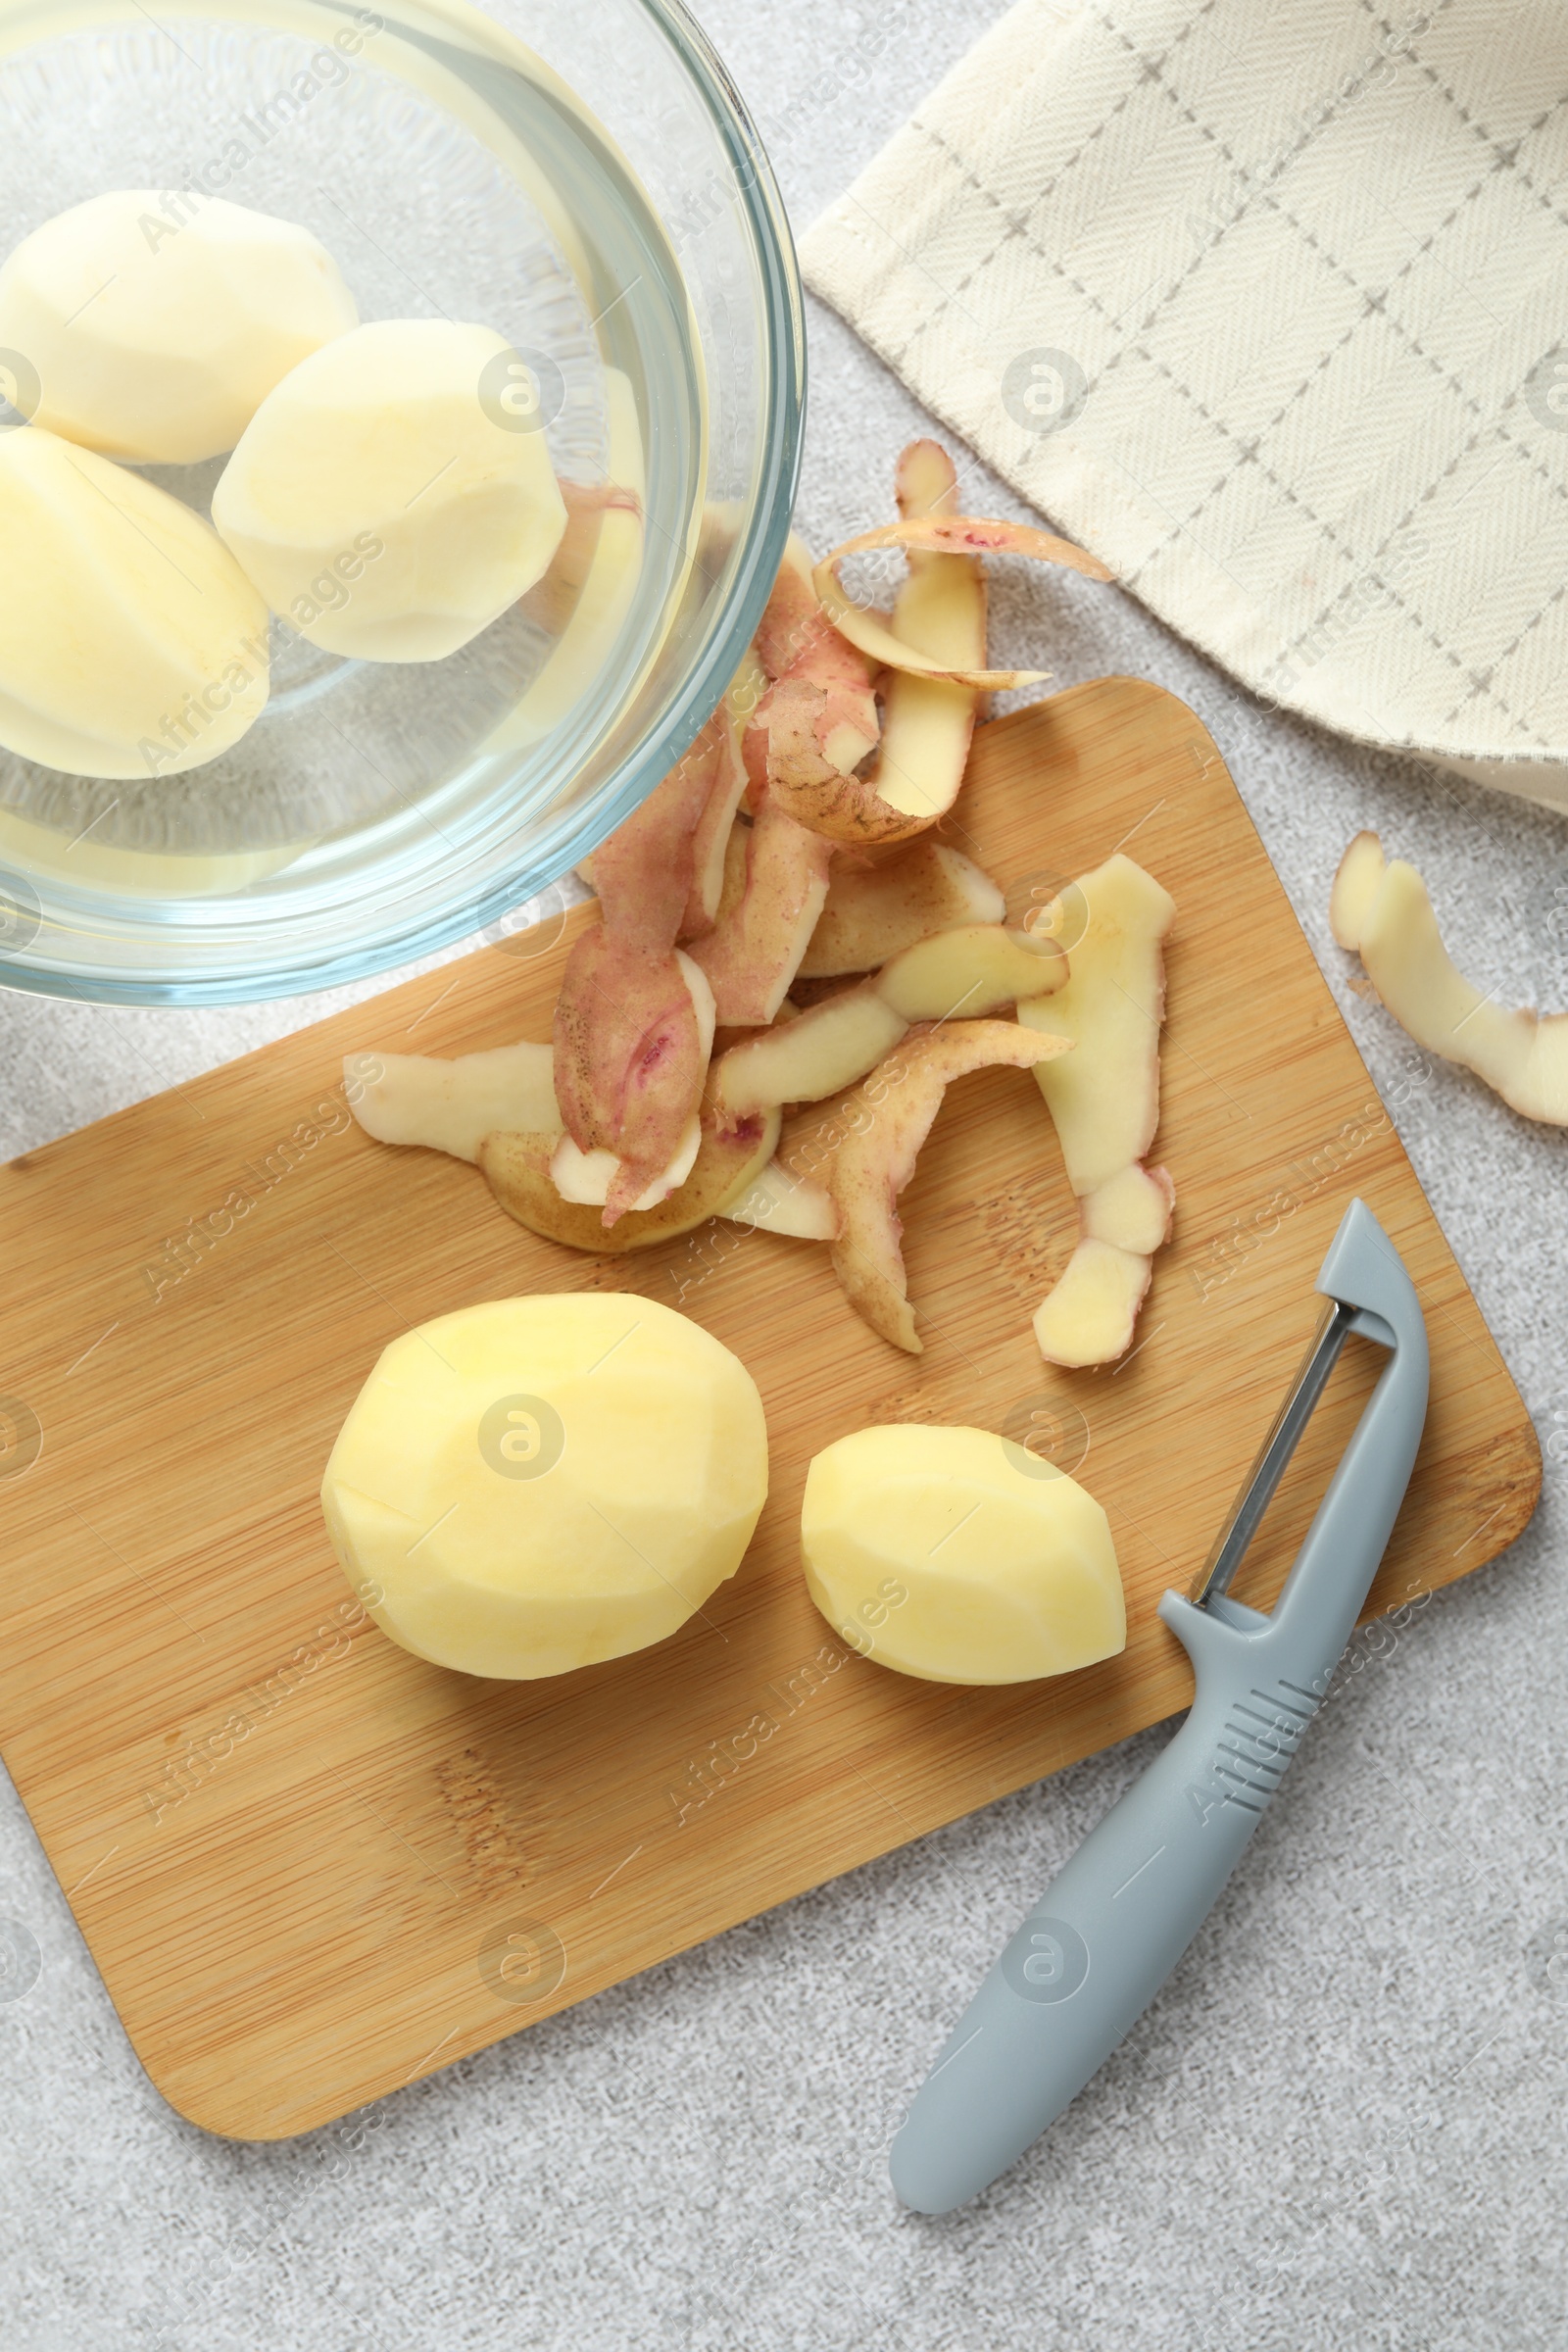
3;4;1567;2347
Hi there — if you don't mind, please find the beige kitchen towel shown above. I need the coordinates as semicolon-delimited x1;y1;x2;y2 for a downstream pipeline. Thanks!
800;0;1568;810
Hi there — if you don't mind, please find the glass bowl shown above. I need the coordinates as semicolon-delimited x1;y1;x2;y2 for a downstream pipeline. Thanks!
0;0;803;1002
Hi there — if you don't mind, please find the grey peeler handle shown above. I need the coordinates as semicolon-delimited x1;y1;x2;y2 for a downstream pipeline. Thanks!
890;1200;1428;2214
888;1608;1316;2211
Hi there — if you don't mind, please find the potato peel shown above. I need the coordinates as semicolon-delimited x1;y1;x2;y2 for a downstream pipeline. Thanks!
813;514;1112;688
1332;829;1568;1124
826;1018;1072;1354
552;933;713;1223
345;1043;560;1163
1328;828;1388;953
591;712;726;954
682;687;753;939
870;444;988;834
554;700;748;1208
480;1095;782;1253
720;1157;841;1241
685;797;835;1025
712;924;1065;1120
745;533;882;828
519;478;643;638
1021;856;1176;1367
764;443;989;847
799;841;1004;978
714;983;907;1121
1033;1238;1152;1369
751;681;926;848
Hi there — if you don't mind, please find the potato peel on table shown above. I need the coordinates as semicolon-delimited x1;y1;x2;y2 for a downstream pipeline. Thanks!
590;708;727;953
550;700;748;1216
346;1042;560;1162
711;923;1065;1120
684;696;753;937
797;840;1004;978
745;534;881;820
479;1091;781;1252
1331;830;1568;1124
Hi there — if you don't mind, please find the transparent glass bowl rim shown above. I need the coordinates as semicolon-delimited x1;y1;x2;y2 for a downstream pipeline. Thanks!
0;0;806;1006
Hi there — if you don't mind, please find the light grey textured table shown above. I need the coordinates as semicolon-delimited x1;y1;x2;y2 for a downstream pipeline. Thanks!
4;5;1568;2347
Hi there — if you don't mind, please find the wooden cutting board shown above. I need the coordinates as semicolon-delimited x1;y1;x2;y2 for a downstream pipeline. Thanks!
0;679;1538;2140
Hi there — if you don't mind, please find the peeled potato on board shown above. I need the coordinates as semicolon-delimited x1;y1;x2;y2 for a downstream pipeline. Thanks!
321;1294;768;1680
801;1424;1125;1685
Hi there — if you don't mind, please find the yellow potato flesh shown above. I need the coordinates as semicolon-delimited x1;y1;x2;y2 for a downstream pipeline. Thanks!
871;443;986;820
1020;852;1174;1195
1081;1162;1173;1255
0;426;270;777
321;1294;767;1679
213;318;567;661
1032;1237;1151;1368
0;190;358;464
801;1423;1124;1684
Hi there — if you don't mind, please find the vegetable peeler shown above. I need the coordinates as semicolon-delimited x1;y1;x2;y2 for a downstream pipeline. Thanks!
890;1197;1429;2214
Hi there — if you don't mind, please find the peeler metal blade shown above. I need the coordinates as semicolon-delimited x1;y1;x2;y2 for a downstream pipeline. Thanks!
889;1199;1430;2215
1190;1297;1354;1608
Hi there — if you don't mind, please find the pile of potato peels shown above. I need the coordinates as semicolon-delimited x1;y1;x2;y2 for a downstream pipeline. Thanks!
350;441;1177;1367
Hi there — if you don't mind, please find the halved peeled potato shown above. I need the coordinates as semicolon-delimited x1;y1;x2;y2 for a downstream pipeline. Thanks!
321;1293;767;1679
801;1423;1124;1684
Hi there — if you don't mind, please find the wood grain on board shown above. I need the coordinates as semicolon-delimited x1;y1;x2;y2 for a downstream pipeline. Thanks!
0;678;1539;2139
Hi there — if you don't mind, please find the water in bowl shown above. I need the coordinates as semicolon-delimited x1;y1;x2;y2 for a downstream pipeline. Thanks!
0;1;705;967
